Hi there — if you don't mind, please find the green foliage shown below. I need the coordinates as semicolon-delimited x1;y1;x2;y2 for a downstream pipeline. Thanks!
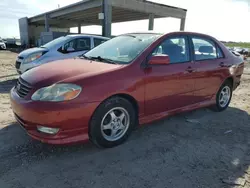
224;42;250;49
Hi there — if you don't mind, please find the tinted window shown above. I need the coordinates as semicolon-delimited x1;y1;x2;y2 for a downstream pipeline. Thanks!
75;38;90;51
192;37;217;60
64;40;75;51
217;46;224;58
42;36;70;49
94;38;108;47
63;38;91;52
152;37;189;64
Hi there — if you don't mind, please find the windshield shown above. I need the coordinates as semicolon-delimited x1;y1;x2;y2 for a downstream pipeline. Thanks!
41;36;70;49
84;33;162;64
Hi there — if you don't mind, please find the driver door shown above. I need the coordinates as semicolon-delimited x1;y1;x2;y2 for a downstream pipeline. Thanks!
144;36;196;115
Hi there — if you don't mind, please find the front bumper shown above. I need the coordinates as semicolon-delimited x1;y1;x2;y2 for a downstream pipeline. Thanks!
10;87;100;145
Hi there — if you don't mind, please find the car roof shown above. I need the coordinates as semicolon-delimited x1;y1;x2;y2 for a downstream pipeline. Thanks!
123;31;216;39
166;31;216;38
67;34;110;39
124;32;164;35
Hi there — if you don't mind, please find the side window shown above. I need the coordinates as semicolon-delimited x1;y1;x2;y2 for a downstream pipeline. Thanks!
63;39;76;52
192;37;217;60
94;38;108;47
152;37;189;64
217;46;224;58
75;38;91;51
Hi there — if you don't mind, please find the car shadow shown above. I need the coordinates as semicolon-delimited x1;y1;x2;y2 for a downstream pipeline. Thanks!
0;74;18;79
7;48;24;54
0;106;250;187
0;78;17;94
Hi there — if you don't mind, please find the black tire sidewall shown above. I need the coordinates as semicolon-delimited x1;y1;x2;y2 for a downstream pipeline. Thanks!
215;81;233;111
89;97;136;148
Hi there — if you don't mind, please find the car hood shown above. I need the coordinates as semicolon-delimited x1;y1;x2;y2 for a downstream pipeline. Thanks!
21;58;123;86
18;47;48;58
0;42;5;45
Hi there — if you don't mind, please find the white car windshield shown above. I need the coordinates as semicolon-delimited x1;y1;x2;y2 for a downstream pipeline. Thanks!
41;36;70;49
84;33;162;64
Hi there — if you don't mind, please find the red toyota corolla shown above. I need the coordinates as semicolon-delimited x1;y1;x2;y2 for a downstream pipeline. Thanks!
10;32;244;148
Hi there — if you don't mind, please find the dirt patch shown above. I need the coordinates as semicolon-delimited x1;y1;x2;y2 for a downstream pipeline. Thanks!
0;50;250;188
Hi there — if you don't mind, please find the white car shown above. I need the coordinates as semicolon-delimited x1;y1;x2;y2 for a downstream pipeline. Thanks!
0;39;6;50
15;35;109;74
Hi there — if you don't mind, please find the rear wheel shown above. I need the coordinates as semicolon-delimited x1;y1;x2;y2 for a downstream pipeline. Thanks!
89;97;136;148
213;81;232;112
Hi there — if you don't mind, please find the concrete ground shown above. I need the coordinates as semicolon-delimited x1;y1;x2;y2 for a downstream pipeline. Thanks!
1;50;250;188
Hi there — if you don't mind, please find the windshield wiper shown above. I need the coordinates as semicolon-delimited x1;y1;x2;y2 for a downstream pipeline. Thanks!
86;56;118;64
79;54;92;60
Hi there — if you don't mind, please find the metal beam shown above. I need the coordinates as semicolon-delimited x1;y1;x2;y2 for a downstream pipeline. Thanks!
148;14;154;30
54;8;101;20
180;18;186;31
29;0;102;23
50;0;102;19
109;0;186;19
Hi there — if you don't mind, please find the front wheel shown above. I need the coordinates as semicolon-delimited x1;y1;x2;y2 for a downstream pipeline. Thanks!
213;81;233;112
89;97;136;148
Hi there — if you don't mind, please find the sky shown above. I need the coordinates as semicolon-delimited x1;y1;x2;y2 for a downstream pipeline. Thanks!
0;0;250;42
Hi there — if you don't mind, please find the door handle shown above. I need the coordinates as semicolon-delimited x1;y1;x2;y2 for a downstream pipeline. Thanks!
186;66;195;73
220;62;225;67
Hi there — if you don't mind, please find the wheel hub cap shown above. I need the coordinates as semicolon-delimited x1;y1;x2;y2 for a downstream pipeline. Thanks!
219;86;231;108
101;107;130;142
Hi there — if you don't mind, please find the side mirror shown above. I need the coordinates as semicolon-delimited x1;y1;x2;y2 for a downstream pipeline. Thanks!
148;55;170;65
66;47;75;52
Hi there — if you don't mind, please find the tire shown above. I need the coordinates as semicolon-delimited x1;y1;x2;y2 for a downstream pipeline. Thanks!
212;80;233;112
89;97;136;148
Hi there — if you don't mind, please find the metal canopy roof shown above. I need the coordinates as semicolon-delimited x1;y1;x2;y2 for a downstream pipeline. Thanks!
28;0;187;28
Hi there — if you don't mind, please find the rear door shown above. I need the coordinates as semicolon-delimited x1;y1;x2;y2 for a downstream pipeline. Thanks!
144;35;197;115
189;36;228;103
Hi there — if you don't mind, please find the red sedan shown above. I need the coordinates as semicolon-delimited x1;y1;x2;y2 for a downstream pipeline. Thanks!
10;32;244;148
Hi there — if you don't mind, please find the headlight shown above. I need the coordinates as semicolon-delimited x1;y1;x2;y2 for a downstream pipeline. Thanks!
31;84;82;102
23;52;43;64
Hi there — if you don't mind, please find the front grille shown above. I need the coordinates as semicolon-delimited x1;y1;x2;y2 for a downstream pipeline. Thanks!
15;61;21;69
16;78;32;98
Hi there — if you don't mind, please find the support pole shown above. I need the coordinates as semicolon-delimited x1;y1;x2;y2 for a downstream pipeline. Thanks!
102;0;112;37
148;14;154;31
44;14;49;32
180;18;186;31
78;23;81;34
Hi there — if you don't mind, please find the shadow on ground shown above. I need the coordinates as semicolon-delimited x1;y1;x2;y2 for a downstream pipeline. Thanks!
0;78;17;94
0;106;250;187
0;74;18;79
6;48;24;54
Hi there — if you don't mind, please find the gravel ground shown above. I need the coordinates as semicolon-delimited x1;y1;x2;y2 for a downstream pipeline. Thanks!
1;50;250;188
